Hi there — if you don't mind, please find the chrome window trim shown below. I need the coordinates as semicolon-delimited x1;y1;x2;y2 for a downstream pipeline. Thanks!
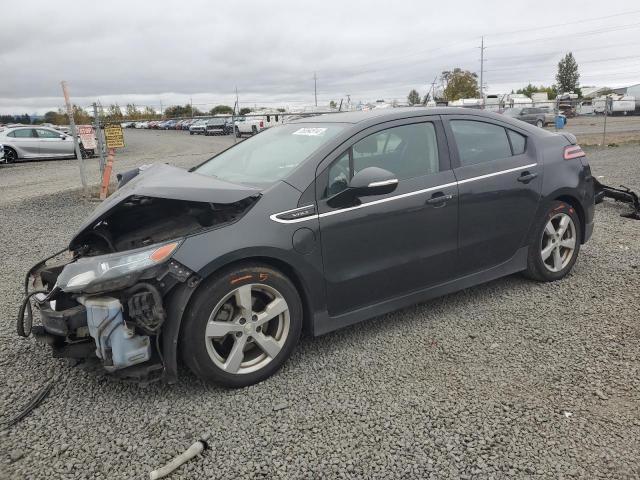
457;163;537;185
269;163;538;224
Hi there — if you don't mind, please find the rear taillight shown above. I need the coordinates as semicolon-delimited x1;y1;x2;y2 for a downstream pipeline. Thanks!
564;145;585;160
260;121;264;128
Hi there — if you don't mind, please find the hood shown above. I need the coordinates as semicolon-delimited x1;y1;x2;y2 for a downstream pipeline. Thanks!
70;163;261;249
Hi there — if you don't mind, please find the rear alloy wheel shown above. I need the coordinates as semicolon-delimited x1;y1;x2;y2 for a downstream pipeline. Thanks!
524;200;581;282
181;264;302;387
4;147;17;163
536;119;544;128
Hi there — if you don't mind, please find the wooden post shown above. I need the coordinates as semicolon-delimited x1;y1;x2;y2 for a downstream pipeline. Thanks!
100;148;115;200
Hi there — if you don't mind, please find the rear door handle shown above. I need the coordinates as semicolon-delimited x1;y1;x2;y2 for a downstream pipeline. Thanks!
517;171;538;183
426;192;454;206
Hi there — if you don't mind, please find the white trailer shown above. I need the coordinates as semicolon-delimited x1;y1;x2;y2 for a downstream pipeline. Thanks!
594;95;636;115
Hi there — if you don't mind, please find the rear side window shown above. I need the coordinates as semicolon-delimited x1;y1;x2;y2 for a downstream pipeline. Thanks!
8;129;36;138
507;130;526;155
450;120;512;166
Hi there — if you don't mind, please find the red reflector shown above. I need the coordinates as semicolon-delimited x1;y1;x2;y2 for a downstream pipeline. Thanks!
259;121;264;128
564;145;585;160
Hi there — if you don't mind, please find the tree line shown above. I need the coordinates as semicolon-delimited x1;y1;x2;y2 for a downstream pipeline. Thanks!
407;52;583;104
4;103;283;126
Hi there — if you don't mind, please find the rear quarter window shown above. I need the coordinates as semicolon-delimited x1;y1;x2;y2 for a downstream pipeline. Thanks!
507;130;526;155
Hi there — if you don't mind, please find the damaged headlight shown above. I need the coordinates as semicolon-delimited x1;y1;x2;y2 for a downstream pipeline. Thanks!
56;242;180;293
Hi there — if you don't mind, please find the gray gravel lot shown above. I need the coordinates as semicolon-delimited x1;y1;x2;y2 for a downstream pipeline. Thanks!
1;134;639;479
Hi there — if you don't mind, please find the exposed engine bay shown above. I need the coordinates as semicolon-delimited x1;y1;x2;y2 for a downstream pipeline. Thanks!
17;163;262;382
73;195;257;255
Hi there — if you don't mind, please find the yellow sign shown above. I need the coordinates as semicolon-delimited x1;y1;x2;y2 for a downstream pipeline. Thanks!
104;124;125;148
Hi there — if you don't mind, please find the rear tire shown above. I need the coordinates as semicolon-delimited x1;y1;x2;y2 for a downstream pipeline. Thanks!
235;127;241;138
251;125;258;135
523;200;581;282
181;263;303;387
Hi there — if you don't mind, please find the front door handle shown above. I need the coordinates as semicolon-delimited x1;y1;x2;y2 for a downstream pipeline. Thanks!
426;192;454;206
517;171;538;183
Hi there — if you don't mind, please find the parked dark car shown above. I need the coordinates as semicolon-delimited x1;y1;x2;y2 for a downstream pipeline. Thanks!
19;108;594;387
503;107;550;127
204;117;233;136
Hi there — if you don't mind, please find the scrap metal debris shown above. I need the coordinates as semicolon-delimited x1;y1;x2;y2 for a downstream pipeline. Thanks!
2;378;55;428
594;178;640;220
149;435;209;479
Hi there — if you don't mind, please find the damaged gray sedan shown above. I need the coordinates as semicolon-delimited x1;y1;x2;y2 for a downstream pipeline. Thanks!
18;109;595;387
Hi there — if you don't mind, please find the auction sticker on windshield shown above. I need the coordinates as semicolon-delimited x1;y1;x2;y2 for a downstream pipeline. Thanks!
292;127;327;136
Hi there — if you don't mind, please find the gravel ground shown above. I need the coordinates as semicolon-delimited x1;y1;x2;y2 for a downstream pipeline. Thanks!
1;138;639;479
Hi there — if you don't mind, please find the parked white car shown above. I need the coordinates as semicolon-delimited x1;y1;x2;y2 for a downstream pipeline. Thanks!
234;112;283;137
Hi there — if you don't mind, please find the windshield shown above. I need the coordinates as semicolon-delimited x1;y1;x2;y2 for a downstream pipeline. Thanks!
195;123;344;186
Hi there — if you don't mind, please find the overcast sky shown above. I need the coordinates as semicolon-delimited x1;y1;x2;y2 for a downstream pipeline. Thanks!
1;0;639;114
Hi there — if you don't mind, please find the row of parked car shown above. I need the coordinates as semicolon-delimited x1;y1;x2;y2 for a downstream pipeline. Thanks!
121;113;285;137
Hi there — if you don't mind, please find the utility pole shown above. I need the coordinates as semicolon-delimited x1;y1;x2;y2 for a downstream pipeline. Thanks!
190;97;194;118
313;72;318;107
235;86;239;114
479;36;486;107
61;81;87;193
160;100;163;118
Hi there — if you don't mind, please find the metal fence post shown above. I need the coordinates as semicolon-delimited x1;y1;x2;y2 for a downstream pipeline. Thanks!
602;97;609;147
93;103;106;175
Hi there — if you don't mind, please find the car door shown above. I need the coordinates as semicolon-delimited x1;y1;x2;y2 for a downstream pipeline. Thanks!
35;128;73;157
316;117;458;316
7;128;40;157
444;116;542;276
519;108;534;124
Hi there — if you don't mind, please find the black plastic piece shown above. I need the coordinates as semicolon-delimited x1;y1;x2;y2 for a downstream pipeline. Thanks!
40;303;87;336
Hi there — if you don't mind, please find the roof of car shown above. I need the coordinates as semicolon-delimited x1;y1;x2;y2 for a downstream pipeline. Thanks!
292;107;510;124
291;107;550;136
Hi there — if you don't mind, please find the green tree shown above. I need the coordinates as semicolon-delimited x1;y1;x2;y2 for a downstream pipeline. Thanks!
441;69;480;101
239;107;252;115
277;108;286;112
407;89;421;105
164;104;203;118
106;104;123;121
143;106;157;119
516;84;557;100
209;105;234;115
329;100;337;109
556;53;580;95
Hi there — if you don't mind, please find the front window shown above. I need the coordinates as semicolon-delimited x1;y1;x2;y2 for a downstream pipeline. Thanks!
195;123;345;186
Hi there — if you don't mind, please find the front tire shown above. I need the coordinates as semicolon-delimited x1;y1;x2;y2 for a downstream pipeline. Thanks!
4;147;17;163
524;200;581;282
180;263;303;387
536;119;544;128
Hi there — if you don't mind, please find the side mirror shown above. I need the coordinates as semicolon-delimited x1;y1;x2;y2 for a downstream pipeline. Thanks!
328;167;398;207
60;134;67;139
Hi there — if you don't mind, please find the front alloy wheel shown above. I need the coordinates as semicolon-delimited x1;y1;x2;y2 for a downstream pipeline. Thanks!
181;264;302;387
205;284;290;374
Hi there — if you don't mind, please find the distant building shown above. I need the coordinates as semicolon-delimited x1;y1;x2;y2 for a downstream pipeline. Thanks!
612;83;640;97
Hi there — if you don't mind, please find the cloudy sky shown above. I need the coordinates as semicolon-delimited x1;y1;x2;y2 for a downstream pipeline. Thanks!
1;0;639;114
